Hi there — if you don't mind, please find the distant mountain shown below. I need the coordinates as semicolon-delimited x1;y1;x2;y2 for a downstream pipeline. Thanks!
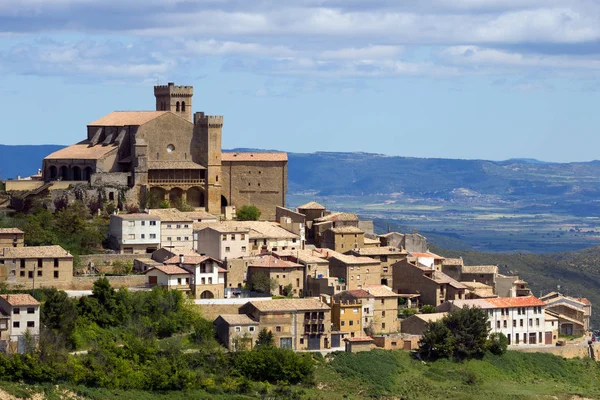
0;145;64;179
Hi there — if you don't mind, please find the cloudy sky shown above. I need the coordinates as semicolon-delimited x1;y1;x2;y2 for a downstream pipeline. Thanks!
2;0;600;162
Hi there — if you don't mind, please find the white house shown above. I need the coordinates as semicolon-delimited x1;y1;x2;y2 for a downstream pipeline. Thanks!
109;214;161;254
195;225;250;260
145;265;191;294
148;208;194;251
0;294;40;353
438;296;552;346
165;254;227;299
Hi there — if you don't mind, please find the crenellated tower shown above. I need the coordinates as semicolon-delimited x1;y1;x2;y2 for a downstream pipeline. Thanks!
194;112;223;213
154;82;193;122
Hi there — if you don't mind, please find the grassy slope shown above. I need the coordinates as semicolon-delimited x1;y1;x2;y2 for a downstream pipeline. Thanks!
429;243;600;328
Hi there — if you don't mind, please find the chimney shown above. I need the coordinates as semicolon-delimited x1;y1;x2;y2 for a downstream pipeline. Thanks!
179;254;185;264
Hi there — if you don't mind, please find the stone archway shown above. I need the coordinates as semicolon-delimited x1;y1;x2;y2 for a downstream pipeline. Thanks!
221;195;228;207
83;167;93;182
72;166;82;181
200;290;214;299
59;166;69;180
187;187;205;208
48;166;57;180
169;187;184;205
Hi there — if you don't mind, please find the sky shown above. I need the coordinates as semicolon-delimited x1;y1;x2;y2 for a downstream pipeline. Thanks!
1;1;600;162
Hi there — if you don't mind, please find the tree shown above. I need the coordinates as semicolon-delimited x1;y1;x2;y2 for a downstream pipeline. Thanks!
486;332;508;355
418;320;455;360
421;305;436;314
249;272;277;294
255;328;274;347
282;284;294;297
41;288;78;346
236;205;261;221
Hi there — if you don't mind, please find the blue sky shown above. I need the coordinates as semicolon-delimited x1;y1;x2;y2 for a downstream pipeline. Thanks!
2;1;600;162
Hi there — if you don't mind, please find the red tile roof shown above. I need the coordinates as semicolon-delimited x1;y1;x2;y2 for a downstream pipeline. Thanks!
410;252;444;259
344;336;373;343
145;265;189;275
344;289;373;299
578;298;592;306
1;294;40;306
249;255;302;268
486;296;546;308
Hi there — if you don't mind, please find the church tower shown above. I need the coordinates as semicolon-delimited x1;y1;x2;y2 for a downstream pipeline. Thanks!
154;82;193;122
194;112;223;214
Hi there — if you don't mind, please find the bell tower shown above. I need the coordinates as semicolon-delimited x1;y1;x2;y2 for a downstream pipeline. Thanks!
153;82;193;122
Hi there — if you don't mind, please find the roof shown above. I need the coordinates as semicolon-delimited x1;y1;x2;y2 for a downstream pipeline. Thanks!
352;247;406;256
430;271;468;289
364;285;400;298
297;201;326;210
221;152;288;162
44;142;118;160
147;161;206;170
449;299;496;310
195;221;298;240
148;208;194;222
461;265;498;274
486;296;546;308
363;237;381;245
441;258;463;266
112;213;160;221
182;211;218;221
314;212;359;223
342;289;374;299
330;253;380;265
0;228;24;234
146;265;189;275
248;255;302;269
249;298;330;312
409;252;444;260
88;111;171;126
329;226;364;234
216;314;258;325
1;294;40;306
344;336;373;343
412;312;448;323
196;224;250;234
294;249;329;264
164;254;220;266
460;281;493;290
578;298;592;306
0;245;71;259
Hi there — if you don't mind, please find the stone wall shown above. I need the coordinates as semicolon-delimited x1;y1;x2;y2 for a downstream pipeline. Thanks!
517;342;600;359
5;274;146;291
79;253;141;271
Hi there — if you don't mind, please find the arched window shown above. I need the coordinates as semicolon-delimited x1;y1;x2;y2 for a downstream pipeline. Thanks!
176;101;180;112
181;101;186;112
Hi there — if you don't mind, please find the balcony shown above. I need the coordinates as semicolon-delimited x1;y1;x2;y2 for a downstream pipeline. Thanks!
148;178;206;186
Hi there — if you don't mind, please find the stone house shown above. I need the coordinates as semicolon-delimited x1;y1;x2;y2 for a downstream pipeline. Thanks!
330;297;363;338
392;258;466;307
401;312;448;335
164;254;226;299
144;265;191;294
0;245;73;287
195;224;251;260
378;232;427;253
0;228;24;248
312;212;359;247
321;226;365;253
344;336;373;353
246;255;305;297
108;213;161;254
363;284;401;334
540;292;591;336
328;252;382;291
349;246;407;287
0;294;40;354
241;298;332;351
148;208;194;251
213;314;259;351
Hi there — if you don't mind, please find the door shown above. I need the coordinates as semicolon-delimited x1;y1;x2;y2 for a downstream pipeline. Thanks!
403;340;412;350
529;332;537;344
308;335;321;351
148;276;157;286
331;333;341;348
545;332;552;345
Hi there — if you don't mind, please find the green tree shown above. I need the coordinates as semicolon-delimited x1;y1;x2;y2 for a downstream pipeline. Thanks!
236;205;261;221
41;288;78;347
486;332;508;355
249;272;277;294
421;305;436;314
418;320;455;360
255;328;274;347
282;283;294;297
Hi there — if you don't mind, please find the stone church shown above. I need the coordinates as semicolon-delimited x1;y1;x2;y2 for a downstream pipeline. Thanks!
42;83;287;220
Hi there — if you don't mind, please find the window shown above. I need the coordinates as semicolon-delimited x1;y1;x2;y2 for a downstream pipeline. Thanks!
128;234;135;240
340;309;345;314
276;326;281;332
349;320;354;326
513;320;516;327
225;247;230;252
341;321;345;326
382;323;385;329
520;319;523;327
150;221;157;226
356;275;360;280
54;271;59;279
20;271;24;277
536;318;539;326
222;235;227;241
128;221;135;227
529;319;533;327
37;259;43;268
241;246;247;252
141;234;145;239
501;309;504;316
167;224;172;229
231;234;236;240
20;260;25;269
37;270;42;277
150;234;156;239
167;237;172;241
300;338;304;345
141;221;145;226
184;237;189;241
176;237;181;241
176;224;181;229
184;224;189;228
54;259;59;268
516;333;519;343
27;321;35;328
503;320;507;328
13;308;19;315
353;308;358;314
240;234;245;240
13;321;19;328
381;299;385;305
248;326;255;332
382;311;386;317
383;267;388;273
235;326;241;332
496;321;501;329
28;271;33;279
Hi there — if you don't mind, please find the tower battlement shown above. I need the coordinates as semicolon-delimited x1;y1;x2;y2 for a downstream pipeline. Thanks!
194;112;224;127
154;82;193;97
154;82;193;122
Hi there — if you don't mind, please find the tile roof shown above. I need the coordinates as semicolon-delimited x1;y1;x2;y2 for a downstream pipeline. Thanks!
330;253;380;265
460;281;493;289
364;285;400;298
430;271;468;289
409;252;444;260
363;237;380;245
88;111;171;126
44;142;118;160
148;208;194;222
295;249;329;264
146;265;190;275
0;245;71;259
249;255;302;268
249;298;330;312
195;221;298;239
351;247;406;256
0;228;24;234
344;336;373;343
578;298;592;306
412;312;448;323
216;314;258;325
329;226;364;234
449;299;496;310
297;201;326;210
164;254;219;266
314;212;359;223
221;152;288;162
112;213;160;221
486;296;546;308
181;211;218;221
342;289;373;299
1;294;40;306
147;161;206;170
461;265;498;274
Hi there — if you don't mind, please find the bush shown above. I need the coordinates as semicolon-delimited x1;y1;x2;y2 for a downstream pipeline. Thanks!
234;347;314;384
486;332;508;355
236;205;261;221
421;305;436;314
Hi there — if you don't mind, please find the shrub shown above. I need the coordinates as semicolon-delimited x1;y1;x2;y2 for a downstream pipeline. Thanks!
236;205;261;221
486;332;508;355
421;305;436;314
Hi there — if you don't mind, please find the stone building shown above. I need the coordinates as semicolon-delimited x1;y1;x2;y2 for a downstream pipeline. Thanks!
246;255;305;297
0;246;73;287
328;252;382;291
349;246;407;287
0;229;24;248
213;314;259;351
40;82;287;220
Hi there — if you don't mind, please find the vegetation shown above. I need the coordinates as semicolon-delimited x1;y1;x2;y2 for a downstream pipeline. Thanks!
248;272;277;294
236;205;261;221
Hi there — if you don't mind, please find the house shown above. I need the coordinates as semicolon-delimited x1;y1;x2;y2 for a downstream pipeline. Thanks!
241;298;332;351
144;265;191;293
321;226;365;253
401;312;448;335
181;211;218;223
164;254;226;299
330;297;363;338
223;255;261;293
495;275;532;297
0;245;73;287
349;246;407;287
373;334;420;351
246;255;305;297
306;276;346;297
540;292;591;336
437;296;552;346
0;294;40;353
408;251;445;270
148;208;194;251
108;213;161;254
459;265;498;286
544;310;559;345
392;258;467;307
312;212;360;247
364;285;400;334
295;201;326;242
379;232;427;253
195;224;251;260
0;228;24;248
344;336;373;353
214;314;259;351
273;248;330;288
328;252;382;291
333;289;375;335
275;206;307;248
462;281;496;299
